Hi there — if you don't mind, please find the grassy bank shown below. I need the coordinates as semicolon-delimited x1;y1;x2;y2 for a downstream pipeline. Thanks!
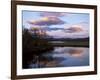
49;41;89;47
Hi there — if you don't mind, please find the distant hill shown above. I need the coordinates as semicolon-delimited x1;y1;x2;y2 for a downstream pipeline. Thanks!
43;37;89;41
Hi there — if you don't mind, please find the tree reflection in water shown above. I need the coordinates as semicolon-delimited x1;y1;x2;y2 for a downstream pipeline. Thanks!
29;54;66;68
28;47;89;68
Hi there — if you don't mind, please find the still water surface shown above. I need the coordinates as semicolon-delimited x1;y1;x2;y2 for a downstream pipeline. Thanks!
29;47;89;68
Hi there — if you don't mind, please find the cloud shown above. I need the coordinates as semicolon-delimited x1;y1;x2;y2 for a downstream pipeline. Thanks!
47;24;89;38
72;22;89;29
40;12;66;17
47;30;89;39
44;23;89;39
28;16;65;26
64;25;84;33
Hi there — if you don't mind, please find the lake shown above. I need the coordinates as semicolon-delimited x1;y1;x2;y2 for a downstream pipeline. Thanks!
28;47;89;68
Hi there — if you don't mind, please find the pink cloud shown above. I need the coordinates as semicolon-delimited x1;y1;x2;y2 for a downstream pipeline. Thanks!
28;16;65;26
46;25;89;39
64;25;84;33
40;12;66;17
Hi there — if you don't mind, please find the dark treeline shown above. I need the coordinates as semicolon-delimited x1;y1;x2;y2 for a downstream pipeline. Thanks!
22;29;54;68
45;37;89;41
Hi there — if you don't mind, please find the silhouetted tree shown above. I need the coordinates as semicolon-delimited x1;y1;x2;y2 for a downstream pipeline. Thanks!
22;28;54;68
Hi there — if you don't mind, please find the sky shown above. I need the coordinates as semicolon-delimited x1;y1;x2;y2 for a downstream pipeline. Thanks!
22;10;90;39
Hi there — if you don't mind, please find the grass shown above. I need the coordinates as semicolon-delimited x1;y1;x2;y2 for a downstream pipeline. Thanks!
49;40;89;47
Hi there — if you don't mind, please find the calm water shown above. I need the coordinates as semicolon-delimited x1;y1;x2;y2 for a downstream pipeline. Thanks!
29;47;89;68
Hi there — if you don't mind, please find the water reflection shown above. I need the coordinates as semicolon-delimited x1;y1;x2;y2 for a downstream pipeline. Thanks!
29;47;89;68
68;48;84;57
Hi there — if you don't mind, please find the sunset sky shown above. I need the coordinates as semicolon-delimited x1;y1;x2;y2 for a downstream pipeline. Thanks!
22;11;90;39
